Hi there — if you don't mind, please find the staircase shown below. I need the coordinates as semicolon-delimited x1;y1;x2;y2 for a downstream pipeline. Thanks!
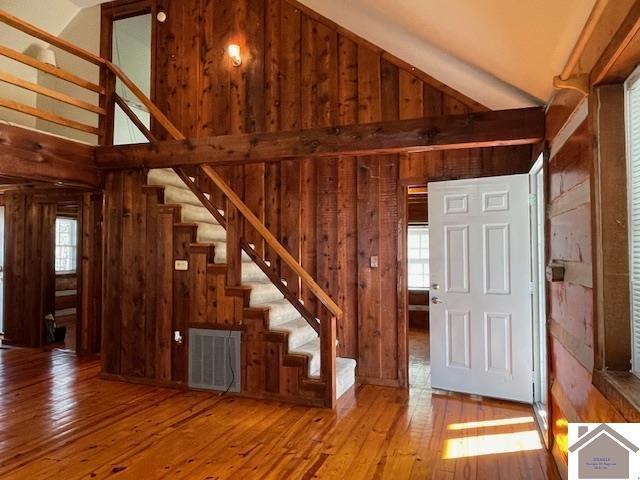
0;9;354;408
147;168;357;401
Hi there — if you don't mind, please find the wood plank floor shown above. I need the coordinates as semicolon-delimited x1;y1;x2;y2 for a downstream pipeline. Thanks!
0;332;560;479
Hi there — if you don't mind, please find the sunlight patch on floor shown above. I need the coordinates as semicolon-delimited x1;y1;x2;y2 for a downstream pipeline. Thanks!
447;416;534;431
443;430;543;459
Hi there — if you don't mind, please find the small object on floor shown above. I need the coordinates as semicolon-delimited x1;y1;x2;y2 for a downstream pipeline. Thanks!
44;314;56;344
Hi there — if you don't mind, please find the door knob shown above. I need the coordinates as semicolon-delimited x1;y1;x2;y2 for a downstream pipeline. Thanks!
431;283;439;290
431;296;443;305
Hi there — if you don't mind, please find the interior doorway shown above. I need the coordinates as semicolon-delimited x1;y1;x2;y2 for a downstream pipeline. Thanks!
52;202;80;352
407;185;431;389
0;206;4;336
111;12;152;145
530;154;549;442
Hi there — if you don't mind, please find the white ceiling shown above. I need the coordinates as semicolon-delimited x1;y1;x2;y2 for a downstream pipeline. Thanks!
0;0;81;57
300;0;596;108
68;0;110;7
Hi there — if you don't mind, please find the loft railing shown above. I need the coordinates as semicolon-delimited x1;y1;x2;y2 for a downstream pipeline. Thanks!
0;9;341;407
0;9;105;137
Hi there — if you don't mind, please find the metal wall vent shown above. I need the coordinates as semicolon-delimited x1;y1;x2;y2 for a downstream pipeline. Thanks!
188;328;241;393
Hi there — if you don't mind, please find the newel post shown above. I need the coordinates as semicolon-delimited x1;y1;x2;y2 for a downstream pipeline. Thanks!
321;315;337;408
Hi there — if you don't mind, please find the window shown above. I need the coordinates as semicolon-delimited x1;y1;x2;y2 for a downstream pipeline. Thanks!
408;225;429;289
55;217;77;273
625;68;640;378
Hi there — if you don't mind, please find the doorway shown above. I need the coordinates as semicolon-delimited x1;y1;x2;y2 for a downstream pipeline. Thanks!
530;154;549;441
0;206;4;336
427;174;534;402
112;13;152;145
407;186;431;389
53;203;80;352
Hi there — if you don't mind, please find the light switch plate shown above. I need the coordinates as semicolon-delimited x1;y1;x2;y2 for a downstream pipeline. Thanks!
175;260;188;271
370;256;379;268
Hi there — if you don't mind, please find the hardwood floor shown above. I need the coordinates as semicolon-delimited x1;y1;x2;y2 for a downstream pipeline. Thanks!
409;327;431;389
0;340;560;479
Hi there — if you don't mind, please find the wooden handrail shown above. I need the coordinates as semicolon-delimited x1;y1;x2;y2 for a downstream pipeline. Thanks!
107;59;343;322
0;9;104;66
200;164;344;319
174;168;322;334
0;71;105;115
0;45;104;94
0;98;99;135
105;39;340;404
106;61;184;140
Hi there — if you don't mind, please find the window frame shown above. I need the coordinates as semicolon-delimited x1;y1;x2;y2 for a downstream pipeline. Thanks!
407;224;430;290
624;65;640;378
55;216;78;275
591;82;640;420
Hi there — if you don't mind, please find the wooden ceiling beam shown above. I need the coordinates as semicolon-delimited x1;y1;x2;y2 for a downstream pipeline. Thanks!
0;123;99;188
97;107;544;169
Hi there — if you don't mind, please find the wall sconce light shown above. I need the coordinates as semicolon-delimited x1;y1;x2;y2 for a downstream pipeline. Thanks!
228;44;242;67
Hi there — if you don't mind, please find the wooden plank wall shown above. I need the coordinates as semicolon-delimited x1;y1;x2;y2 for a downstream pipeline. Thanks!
120;0;533;386
547;120;623;471
1;192;102;354
2;193;56;347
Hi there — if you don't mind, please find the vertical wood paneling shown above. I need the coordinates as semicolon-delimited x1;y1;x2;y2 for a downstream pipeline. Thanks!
144;188;159;379
278;2;302;300
379;59;399;381
156;207;174;381
315;21;339;322
101;0;533;389
243;0;267;257
264;0;281;273
121;171;147;378
300;15;318;314
335;34;359;358
4;194;25;345
398;70;423;180
103;172;123;374
357;45;382;380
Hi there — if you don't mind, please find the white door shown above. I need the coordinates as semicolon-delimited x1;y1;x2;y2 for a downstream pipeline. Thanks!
428;174;533;403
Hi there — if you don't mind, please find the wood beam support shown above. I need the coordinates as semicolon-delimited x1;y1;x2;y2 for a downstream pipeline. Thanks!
0;123;99;187
96;107;545;169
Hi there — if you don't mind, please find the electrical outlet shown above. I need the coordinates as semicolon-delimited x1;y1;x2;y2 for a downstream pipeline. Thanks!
370;255;379;268
175;260;188;271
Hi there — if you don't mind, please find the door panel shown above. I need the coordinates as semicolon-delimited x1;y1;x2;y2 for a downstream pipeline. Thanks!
429;174;533;403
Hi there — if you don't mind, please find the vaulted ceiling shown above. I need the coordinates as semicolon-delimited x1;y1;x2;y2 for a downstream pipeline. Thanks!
300;0;596;108
1;0;596;109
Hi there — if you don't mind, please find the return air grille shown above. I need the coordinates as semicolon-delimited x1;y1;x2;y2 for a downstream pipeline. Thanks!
188;328;241;392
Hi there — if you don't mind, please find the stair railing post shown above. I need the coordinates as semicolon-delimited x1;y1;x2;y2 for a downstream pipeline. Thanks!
321;315;337;408
98;64;115;146
226;200;242;287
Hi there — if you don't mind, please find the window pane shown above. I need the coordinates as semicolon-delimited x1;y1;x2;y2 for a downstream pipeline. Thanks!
55;218;78;273
407;225;429;289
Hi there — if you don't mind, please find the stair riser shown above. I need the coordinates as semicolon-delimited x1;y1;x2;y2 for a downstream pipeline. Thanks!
148;168;357;401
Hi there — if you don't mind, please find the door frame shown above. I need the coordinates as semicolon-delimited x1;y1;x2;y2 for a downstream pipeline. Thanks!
530;152;553;448
100;0;157;146
398;183;409;389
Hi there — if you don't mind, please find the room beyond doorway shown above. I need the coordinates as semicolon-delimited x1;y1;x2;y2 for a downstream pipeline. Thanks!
406;185;431;389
